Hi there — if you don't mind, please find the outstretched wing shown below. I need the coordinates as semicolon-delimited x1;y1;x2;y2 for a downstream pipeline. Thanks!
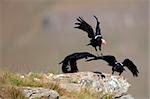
87;55;117;66
59;52;96;65
75;17;95;38
60;52;96;73
122;59;139;77
72;52;96;60
59;53;77;64
93;16;102;36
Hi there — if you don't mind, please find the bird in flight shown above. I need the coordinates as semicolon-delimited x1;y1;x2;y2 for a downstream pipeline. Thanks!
87;55;139;77
75;16;106;55
59;52;96;73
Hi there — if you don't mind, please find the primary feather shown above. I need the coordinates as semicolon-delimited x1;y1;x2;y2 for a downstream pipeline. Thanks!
122;59;139;77
75;17;94;38
94;15;102;36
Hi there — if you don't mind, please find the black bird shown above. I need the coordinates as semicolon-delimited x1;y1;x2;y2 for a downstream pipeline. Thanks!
87;55;139;77
75;16;106;55
59;52;96;73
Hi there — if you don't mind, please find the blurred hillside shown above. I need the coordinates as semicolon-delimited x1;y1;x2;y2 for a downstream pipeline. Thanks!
0;0;148;99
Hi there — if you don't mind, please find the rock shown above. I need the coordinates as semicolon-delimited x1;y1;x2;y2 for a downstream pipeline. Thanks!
116;94;135;99
47;72;130;97
21;87;59;99
20;72;133;98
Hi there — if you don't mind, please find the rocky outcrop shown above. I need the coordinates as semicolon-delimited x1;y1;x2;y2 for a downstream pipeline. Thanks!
20;72;134;99
47;72;130;97
21;87;59;99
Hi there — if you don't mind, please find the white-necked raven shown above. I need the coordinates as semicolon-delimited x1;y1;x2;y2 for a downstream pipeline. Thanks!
87;55;139;77
75;16;106;55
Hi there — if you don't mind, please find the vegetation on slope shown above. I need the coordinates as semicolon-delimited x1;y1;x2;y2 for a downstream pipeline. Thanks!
0;71;113;99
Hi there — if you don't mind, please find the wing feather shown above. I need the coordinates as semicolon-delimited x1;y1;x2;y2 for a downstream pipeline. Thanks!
72;52;96;60
87;55;117;66
93;16;102;36
122;59;139;77
60;52;96;73
75;17;95;38
60;52;96;64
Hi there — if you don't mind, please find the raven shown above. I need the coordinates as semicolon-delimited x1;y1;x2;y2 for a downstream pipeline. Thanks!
87;55;139;77
75;16;106;55
59;52;96;73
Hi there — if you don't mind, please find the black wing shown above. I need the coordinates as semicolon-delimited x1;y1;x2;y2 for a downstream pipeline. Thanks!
60;52;96;73
93;16;102;36
75;17;95;38
59;52;96;64
59;53;77;64
73;52;96;60
87;55;117;66
61;59;78;73
122;59;139;77
59;56;68;64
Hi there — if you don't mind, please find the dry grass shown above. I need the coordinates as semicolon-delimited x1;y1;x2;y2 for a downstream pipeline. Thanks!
0;71;113;99
0;71;43;87
70;88;113;99
0;85;27;99
0;71;61;98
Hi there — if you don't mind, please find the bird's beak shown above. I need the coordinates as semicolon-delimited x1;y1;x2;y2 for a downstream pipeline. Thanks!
101;39;106;45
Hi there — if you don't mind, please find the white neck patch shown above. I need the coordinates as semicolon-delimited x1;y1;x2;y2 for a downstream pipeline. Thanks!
95;35;102;39
115;62;123;66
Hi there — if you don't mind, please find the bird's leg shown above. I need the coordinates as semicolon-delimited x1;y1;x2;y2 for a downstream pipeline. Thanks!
95;47;97;51
119;71;123;76
119;73;121;76
98;46;103;56
95;47;99;56
112;71;114;75
100;51;103;56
